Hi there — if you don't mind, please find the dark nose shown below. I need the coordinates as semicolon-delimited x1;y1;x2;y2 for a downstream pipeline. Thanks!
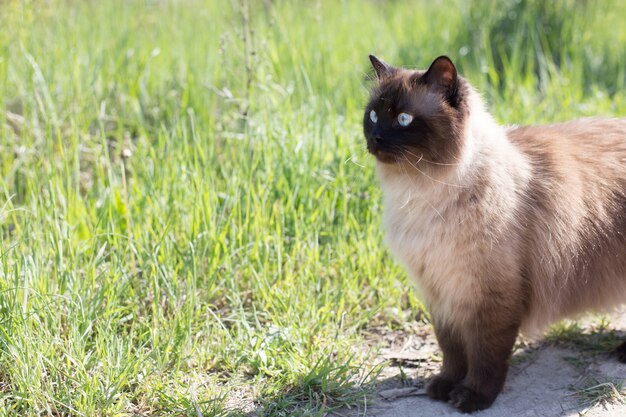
371;126;383;142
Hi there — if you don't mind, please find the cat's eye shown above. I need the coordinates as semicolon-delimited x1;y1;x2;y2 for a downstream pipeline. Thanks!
397;113;413;127
369;110;378;123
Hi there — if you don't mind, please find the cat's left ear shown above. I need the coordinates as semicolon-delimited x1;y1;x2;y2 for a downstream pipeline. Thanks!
369;55;396;80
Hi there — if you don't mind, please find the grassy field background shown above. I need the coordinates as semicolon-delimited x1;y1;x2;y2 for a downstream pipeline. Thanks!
1;0;626;415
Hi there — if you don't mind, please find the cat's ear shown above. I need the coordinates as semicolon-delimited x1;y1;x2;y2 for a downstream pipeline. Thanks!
421;56;459;105
422;55;457;91
369;55;395;80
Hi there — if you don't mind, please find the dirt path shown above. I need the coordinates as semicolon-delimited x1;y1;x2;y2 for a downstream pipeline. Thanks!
337;311;626;417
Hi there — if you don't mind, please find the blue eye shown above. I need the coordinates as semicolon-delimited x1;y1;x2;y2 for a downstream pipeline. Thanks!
370;110;378;123
398;113;413;127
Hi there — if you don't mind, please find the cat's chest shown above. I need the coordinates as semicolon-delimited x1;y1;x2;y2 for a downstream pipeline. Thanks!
380;185;477;314
384;200;457;266
382;188;462;273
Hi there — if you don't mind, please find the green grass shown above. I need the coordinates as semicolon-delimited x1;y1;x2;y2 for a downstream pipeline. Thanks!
1;0;626;415
568;377;624;411
547;320;624;356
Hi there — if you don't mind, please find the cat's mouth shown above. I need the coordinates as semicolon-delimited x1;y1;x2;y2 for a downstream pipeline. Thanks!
367;142;401;164
372;150;398;164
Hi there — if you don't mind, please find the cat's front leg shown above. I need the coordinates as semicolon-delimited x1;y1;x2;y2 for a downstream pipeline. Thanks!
448;319;520;413
426;320;468;402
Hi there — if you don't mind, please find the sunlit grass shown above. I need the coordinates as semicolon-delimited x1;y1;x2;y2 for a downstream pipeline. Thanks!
1;0;625;415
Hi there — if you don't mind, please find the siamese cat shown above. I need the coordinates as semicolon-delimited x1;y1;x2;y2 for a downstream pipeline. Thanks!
363;55;626;412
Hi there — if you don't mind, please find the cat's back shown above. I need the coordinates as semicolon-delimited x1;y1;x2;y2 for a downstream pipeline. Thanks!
507;117;626;175
506;118;626;328
506;117;626;225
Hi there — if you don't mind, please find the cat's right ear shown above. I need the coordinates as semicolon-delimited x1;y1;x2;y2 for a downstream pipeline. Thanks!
369;55;395;80
421;56;461;107
422;56;458;91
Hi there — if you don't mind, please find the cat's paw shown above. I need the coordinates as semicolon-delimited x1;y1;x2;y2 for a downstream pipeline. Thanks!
426;374;456;402
616;341;626;363
449;385;495;413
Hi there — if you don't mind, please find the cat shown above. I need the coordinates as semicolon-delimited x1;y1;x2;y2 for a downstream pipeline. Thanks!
363;54;626;412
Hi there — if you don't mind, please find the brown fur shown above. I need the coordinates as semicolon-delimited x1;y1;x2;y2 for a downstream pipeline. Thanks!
364;55;626;412
510;120;626;328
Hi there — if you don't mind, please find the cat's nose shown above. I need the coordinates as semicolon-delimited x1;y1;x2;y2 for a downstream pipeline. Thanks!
371;126;383;142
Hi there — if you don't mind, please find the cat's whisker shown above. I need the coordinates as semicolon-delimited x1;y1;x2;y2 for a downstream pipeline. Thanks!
403;154;468;189
401;147;462;166
399;155;445;221
344;154;366;168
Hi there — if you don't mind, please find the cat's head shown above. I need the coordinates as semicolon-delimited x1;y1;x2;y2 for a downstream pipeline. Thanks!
363;55;469;167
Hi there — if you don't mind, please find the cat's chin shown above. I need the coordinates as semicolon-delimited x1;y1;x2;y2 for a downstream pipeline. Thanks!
370;150;399;164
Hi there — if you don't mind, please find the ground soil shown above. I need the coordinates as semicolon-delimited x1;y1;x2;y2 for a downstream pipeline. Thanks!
335;309;626;417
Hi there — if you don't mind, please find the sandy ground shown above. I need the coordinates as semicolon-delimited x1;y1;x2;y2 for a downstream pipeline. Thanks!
335;310;626;417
